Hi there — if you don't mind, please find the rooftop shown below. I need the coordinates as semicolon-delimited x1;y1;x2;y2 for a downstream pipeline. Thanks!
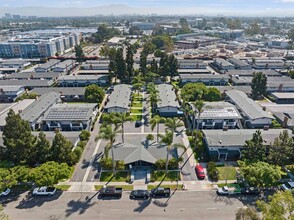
214;58;235;67
180;74;230;80
228;58;251;68
226;90;274;120
105;84;132;110
272;92;294;99
0;79;54;87
4;72;61;80
42;103;97;121
35;59;60;70
226;70;281;77
30;87;85;96
157;84;179;108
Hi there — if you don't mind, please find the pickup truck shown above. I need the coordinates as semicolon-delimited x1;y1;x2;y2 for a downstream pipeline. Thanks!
99;186;122;198
32;186;56;196
150;187;170;197
217;186;241;196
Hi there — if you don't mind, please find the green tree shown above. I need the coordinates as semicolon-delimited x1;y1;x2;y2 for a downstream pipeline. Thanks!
193;100;205;148
29;161;71;186
146;134;154;145
79;130;91;141
100;158;112;170
155;159;166;170
150;115;166;143
164;118;184;142
168;54;178;78
158;132;185;174
150;59;158;74
126;44;134;80
75;44;84;63
145;71;160;83
152;35;174;52
238;161;283;188
159;53;170;77
257;191;294;220
15;92;38;102
99;45;110;58
179;18;191;34
204;87;221;101
3;109;37;165
50;131;74;165
116;160;125;170
288;70;294;79
268;130;293;166
0;168;16;191
116;112;133;143
235;207;260;220
181;83;208;101
84;84;105;104
32;132;51;165
139;52;147;76
11;165;31;183
142;41;156;54
115;48;126;81
207;162;219;182
241;130;267;163
288;28;294;42
96;125;119;174
251;72;267;100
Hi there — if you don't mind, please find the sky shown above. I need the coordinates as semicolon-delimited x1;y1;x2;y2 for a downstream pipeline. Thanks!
1;0;294;16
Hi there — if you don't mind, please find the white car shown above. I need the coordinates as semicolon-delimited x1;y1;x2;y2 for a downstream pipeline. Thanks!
32;186;56;196
0;188;11;196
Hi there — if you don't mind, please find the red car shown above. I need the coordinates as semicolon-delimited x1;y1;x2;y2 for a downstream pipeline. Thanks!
195;164;205;180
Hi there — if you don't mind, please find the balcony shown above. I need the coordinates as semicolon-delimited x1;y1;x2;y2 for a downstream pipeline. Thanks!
202;121;215;129
223;121;237;129
47;122;61;131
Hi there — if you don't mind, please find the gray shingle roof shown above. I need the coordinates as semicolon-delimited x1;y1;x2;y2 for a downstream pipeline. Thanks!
180;74;230;80
35;59;60;70
21;92;60;123
157;84;179;108
272;92;294;99
228;58;251;68
58;75;108;81
226;90;274;120
0;80;54;87
214;58;235;67
203;129;292;148
30;87;85;96
105;84;131;110
226;70;281;77
4;72;61;80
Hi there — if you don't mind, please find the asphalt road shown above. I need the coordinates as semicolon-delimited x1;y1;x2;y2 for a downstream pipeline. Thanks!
1;191;247;220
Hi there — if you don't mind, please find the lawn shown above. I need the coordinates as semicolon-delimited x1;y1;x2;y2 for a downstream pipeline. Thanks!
131;102;143;108
130;115;142;121
147;184;183;190
217;167;237;180
132;94;143;99
100;172;130;182
150;171;180;182
54;185;71;191
131;108;142;114
95;185;133;191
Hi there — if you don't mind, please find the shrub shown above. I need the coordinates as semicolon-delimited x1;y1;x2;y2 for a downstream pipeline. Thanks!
155;159;166;170
77;141;87;149
168;158;178;169
116;160;125;170
100;158;112;170
207;162;219;182
73;147;83;162
79;130;90;141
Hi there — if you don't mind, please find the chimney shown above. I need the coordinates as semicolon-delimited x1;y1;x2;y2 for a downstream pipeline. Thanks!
283;116;289;128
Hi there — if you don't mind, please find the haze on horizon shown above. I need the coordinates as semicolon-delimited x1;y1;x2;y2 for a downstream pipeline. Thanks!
1;0;294;17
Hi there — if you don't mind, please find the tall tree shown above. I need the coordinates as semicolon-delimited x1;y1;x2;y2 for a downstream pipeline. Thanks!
116;112;133;143
150;115;166;143
32;132;51;165
268;130;293;166
165;118;184;142
3;109;37;165
235;207;260;220
108;48;117;81
204;87;221;101
257;191;294;220
150;59;158;74
251;72;267;100
241;130;267;163
50;131;74;165
193;100;205;148
97;125;120;174
158;132;185;174
139;52;147;76
168;54;178;78
126;44;134;80
84;84;105;104
75;44;84;63
159;53;170;77
115;48;126;81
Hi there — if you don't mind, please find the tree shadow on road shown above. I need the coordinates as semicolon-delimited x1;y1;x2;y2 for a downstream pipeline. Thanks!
65;197;96;217
81;159;90;169
133;197;152;213
15;191;63;209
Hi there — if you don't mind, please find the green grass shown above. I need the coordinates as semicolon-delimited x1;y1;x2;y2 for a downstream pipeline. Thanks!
147;184;183;190
0;160;14;168
95;185;133;191
100;172;130;182
132;94;143;98
216;167;237;180
131;102;143;108
131;108;142;114
150;171;179;182
130;115;143;121
54;185;71;191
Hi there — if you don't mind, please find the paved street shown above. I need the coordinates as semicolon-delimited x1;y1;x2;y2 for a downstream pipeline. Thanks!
1;191;247;220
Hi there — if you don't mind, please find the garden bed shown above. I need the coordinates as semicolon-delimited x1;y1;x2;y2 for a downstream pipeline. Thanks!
150;171;179;182
95;185;133;191
216;167;237;180
100;172;131;182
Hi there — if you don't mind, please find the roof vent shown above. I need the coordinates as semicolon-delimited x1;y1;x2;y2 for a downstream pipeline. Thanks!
219;140;222;144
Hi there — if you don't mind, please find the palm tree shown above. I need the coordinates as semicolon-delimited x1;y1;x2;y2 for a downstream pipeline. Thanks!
165;118;184;142
158;132;186;175
146;82;157;94
150;115;166;143
117;112;133;143
193;100;205;149
147;92;161;113
96;125;120;174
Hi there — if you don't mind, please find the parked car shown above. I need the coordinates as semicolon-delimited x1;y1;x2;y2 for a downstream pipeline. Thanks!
130;190;150;199
32;186;56;196
217;186;241;196
195;164;205;180
150;187;170;197
280;182;294;191
0;188;11;196
135;120;142;127
99;186;122;198
241;187;260;195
